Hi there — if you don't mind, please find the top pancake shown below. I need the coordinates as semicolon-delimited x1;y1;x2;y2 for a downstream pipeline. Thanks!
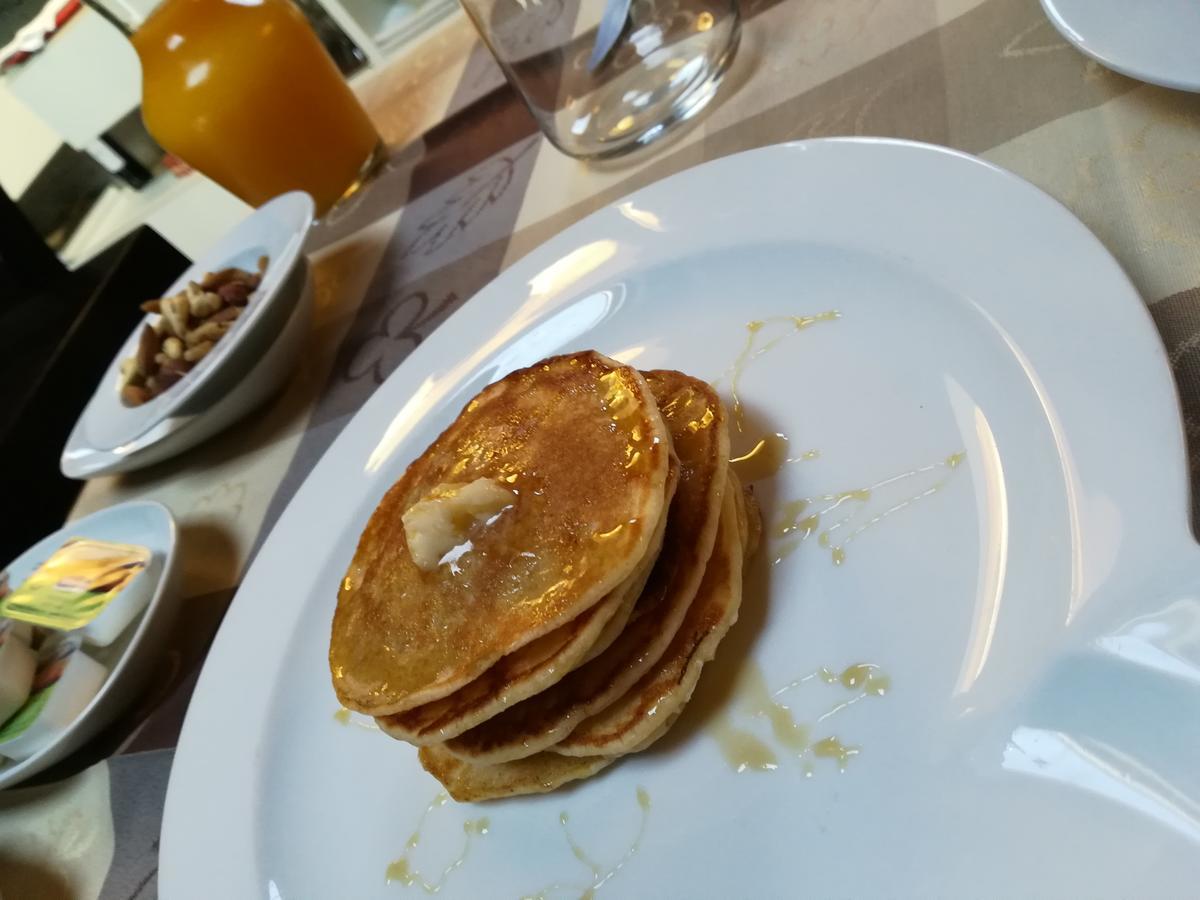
443;369;729;763
330;351;671;715
375;456;676;745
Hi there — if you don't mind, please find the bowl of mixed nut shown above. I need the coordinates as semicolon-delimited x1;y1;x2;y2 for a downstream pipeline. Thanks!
62;191;315;477
119;260;268;407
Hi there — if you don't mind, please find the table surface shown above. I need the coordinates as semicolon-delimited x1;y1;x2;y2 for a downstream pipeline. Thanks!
4;2;1200;896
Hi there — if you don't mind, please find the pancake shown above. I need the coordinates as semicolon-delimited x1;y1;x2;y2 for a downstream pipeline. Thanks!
418;743;614;803
330;351;671;716
375;460;677;745
444;369;729;764
741;481;762;557
554;477;750;756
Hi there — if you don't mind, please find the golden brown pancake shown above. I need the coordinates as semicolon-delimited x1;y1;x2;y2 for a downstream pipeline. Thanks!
418;743;614;803
555;478;749;756
330;351;671;715
444;369;729;764
375;461;677;744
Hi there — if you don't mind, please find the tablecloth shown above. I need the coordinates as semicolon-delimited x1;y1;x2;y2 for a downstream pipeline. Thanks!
3;0;1200;895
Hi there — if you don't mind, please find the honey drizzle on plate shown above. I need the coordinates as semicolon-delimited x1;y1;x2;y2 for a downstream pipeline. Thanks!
726;312;840;434
333;708;380;731
771;452;966;567
521;788;651;900
707;662;890;774
385;793;490;892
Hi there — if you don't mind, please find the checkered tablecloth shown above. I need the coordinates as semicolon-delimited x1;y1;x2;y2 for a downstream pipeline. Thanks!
3;1;1200;895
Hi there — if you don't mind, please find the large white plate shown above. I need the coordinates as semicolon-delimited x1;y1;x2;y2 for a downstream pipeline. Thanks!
161;139;1200;898
1041;0;1200;93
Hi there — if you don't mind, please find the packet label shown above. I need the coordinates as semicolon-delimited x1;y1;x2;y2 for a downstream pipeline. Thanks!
0;539;149;630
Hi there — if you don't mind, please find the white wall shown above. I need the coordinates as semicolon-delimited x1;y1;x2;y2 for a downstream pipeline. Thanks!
0;79;61;198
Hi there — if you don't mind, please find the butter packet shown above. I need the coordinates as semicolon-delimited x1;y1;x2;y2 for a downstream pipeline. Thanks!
0;539;150;635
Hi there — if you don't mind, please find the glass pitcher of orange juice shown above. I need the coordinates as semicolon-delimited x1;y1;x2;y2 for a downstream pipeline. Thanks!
131;0;384;217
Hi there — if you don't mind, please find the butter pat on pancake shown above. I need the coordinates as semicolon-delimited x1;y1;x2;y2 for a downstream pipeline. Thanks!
418;743;614;803
555;477;749;756
376;460;676;744
445;370;728;764
330;352;671;716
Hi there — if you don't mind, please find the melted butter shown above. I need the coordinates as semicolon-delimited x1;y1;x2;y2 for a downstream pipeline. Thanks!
708;715;779;772
599;370;638;420
636;787;651;811
385;794;489;893
727;312;839;432
686;407;715;433
839;663;890;695
730;432;790;482
773;499;819;540
333;708;380;731
734;665;809;752
812;736;860;770
523;788;650;900
771;450;967;567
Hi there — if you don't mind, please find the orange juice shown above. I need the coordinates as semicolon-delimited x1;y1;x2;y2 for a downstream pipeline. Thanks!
133;0;382;216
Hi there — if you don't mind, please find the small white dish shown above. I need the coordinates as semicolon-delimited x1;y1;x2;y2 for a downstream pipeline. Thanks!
0;501;180;789
61;191;315;479
162;139;1200;897
1041;0;1200;92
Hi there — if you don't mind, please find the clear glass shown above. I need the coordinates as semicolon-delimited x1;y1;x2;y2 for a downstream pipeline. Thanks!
460;0;739;159
132;0;385;217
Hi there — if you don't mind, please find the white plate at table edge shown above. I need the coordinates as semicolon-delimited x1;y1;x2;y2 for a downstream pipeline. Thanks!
161;138;1200;898
0;501;180;789
1040;0;1200;93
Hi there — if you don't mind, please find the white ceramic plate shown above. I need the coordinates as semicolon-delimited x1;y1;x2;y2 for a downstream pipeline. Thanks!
61;192;314;478
0;501;180;788
161;139;1200;898
1041;0;1200;92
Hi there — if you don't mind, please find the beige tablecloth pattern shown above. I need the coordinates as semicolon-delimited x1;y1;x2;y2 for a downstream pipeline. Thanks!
3;1;1199;895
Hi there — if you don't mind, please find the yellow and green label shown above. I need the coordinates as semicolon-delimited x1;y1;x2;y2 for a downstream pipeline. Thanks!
0;538;149;630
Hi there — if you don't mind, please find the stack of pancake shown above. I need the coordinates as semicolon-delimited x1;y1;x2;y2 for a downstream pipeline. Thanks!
330;351;759;801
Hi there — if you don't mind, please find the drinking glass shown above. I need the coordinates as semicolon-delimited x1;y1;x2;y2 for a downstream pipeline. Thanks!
131;0;385;217
460;0;739;158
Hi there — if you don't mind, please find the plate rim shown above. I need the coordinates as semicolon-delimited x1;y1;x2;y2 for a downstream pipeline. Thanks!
158;137;1194;897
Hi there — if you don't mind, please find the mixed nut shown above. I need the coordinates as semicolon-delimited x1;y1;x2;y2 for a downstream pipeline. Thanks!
118;257;268;406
